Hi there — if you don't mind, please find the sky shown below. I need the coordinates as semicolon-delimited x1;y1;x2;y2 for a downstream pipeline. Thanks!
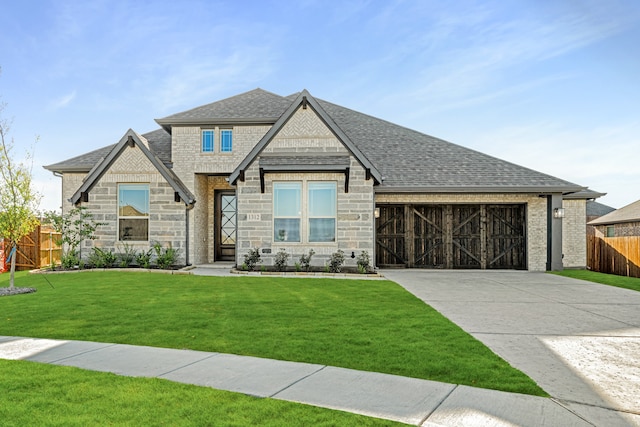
1;0;639;212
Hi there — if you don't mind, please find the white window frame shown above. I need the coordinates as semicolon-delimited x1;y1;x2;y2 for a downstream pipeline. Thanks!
273;182;302;242
308;182;337;243
118;183;150;242
272;180;337;244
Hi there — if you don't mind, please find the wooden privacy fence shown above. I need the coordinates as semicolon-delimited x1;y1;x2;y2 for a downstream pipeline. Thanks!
1;226;62;272
587;235;640;278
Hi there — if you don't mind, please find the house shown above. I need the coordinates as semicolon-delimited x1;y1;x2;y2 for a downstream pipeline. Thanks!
45;88;600;271
586;199;616;236
589;199;640;238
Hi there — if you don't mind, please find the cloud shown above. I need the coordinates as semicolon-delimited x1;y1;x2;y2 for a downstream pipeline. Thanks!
49;90;77;110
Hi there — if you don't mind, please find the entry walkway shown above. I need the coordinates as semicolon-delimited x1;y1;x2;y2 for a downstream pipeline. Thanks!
1;335;593;426
382;269;640;427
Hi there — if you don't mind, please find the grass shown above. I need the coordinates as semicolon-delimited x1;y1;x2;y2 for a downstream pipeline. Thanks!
0;271;545;396
552;270;640;292
0;359;403;427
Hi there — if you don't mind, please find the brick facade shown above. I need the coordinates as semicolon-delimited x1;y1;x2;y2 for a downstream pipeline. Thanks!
235;106;374;268
64;145;188;264
562;199;587;268
593;222;640;238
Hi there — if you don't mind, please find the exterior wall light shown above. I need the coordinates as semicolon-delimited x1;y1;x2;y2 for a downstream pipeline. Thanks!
553;208;565;219
374;208;380;219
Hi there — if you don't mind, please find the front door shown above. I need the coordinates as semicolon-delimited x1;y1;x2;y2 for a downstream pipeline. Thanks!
215;191;236;261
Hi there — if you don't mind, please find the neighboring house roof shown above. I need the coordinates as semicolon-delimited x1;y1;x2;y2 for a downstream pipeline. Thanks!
586;201;616;218
63;129;195;206
46;88;587;195
44;128;172;172
588;199;640;225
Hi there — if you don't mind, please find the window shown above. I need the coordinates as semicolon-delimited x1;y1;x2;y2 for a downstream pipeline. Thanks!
274;183;301;242
220;129;233;152
308;182;336;242
273;181;337;243
202;130;214;152
118;184;149;241
606;226;615;237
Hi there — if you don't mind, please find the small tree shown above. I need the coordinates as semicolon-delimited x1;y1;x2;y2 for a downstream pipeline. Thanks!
0;102;40;289
45;207;103;268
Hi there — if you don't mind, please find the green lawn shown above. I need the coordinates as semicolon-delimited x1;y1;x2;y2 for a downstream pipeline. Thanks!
0;271;545;396
0;359;402;427
553;270;640;292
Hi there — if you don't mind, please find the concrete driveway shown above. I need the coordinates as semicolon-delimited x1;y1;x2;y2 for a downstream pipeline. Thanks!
382;270;640;427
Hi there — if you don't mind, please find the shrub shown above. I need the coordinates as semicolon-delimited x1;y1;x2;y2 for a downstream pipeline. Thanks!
243;248;261;271
61;249;79;269
299;249;315;272
356;250;371;274
117;242;137;268
136;249;153;269
88;247;117;268
294;262;301;272
153;242;179;270
328;249;345;273
274;249;289;272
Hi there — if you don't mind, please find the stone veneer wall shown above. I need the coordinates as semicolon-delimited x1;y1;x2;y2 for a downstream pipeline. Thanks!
562;199;587;268
65;145;187;263
171;125;270;265
374;193;548;271
235;106;375;268
236;162;374;268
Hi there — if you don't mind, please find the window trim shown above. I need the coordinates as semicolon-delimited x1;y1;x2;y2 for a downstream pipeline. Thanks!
273;182;302;242
272;180;337;244
117;183;150;242
220;129;233;153
308;181;337;243
201;129;215;153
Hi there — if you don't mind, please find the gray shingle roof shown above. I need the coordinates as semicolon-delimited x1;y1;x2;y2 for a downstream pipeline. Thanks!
44;128;171;172
68;129;194;206
317;99;583;192
588;199;640;225
586;201;616;218
46;88;586;194
155;88;292;128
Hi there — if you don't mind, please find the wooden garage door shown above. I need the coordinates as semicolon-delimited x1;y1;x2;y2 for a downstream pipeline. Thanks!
376;204;526;269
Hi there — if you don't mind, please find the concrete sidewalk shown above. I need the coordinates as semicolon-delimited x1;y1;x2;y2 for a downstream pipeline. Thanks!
1;335;592;426
382;270;640;427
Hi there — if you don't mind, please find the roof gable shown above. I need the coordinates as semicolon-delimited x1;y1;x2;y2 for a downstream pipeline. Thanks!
69;129;195;206
44;128;171;173
229;90;383;185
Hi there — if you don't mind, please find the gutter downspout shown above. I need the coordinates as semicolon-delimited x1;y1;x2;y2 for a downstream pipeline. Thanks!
185;203;195;266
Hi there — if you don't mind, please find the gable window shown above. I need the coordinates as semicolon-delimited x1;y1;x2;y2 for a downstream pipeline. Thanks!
274;182;301;242
202;130;215;152
308;182;337;242
118;184;149;241
220;129;233;152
